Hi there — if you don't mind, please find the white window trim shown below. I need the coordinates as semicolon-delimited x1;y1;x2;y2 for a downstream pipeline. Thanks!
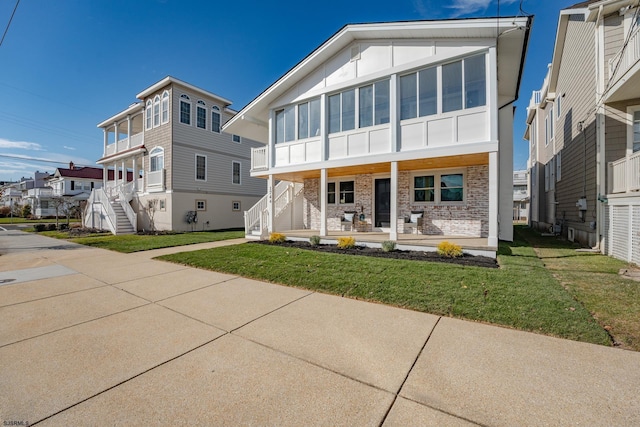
149;146;164;172
195;154;207;182
548;106;554;143
627;105;640;155
545;115;549;147
232;201;241;211
556;94;563;120
153;95;161;128
145;100;153;130
232;161;241;185
179;94;191;126
410;168;467;205
196;100;207;130
212;106;221;133
161;91;170;125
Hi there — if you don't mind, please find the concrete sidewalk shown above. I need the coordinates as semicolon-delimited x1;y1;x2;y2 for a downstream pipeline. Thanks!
0;230;639;426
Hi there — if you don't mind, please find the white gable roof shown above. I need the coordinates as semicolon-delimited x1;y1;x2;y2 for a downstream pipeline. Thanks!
224;17;532;143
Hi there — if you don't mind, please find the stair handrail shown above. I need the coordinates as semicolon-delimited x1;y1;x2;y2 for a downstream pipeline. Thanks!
86;188;118;234
244;181;291;234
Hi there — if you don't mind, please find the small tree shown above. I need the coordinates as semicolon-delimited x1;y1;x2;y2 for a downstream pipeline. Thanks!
144;199;159;232
51;196;75;227
21;204;31;218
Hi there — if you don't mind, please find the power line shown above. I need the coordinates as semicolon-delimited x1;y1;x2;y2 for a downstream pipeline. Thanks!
0;0;20;48
0;153;93;168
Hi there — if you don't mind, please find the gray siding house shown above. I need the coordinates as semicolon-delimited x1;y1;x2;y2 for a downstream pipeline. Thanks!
525;0;640;264
85;77;266;234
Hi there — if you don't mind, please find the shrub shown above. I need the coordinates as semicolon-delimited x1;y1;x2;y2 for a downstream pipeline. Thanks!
0;206;9;217
309;235;321;246
59;223;69;230
46;223;57;231
381;240;396;252
268;232;286;243
437;241;463;258
336;236;356;249
34;224;46;232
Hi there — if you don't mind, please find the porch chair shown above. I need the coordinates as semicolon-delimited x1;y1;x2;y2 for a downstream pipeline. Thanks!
341;211;358;231
404;210;424;235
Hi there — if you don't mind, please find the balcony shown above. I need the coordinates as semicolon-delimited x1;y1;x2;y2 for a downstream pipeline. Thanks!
147;169;165;191
105;133;145;157
608;151;640;194
251;146;268;171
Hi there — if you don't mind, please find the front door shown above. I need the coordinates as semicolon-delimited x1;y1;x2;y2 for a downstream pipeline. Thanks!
374;178;390;228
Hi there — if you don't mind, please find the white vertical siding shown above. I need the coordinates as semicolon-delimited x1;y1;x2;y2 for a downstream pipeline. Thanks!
611;205;629;261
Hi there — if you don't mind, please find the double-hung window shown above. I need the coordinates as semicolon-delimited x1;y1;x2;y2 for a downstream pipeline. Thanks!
328;89;355;133
145;100;153;130
232;161;241;185
180;94;191;125
413;175;435;202
297;98;321;139
440;174;464;202
275;105;295;143
212;106;221;133
196;100;207;129
161;91;169;124
326;180;355;204
153;95;160;127
195;154;206;181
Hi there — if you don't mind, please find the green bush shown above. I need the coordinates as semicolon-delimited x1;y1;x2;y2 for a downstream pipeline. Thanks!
309;235;321;246
34;224;46;232
46;223;57;231
437;241;463;258
381;240;396;252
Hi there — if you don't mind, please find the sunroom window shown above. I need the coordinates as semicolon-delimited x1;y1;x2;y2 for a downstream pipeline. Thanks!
329;89;355;133
297;98;321;139
359;80;390;127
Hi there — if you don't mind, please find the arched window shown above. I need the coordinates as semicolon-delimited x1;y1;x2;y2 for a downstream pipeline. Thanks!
161;91;169;124
145;100;153;130
197;100;207;129
153;95;161;127
149;147;164;172
212;105;221;133
179;94;191;125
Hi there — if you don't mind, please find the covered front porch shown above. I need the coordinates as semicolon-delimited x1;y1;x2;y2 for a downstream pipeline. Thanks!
282;229;496;257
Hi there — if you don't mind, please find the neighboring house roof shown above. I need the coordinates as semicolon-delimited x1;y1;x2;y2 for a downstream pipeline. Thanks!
223;17;532;143
52;165;104;180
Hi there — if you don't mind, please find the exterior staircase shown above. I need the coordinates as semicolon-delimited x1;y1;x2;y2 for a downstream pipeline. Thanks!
84;186;137;235
111;201;136;234
244;181;303;239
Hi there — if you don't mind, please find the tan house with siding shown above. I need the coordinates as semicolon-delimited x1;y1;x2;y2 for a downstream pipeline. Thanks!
224;18;532;258
525;0;640;264
85;77;266;234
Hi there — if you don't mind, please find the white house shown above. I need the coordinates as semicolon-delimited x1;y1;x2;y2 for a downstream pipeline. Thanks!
224;18;532;257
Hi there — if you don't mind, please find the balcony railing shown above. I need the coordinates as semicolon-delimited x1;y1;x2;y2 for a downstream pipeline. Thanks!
147;169;165;189
608;151;640;194
609;27;640;81
251;146;268;171
105;132;145;157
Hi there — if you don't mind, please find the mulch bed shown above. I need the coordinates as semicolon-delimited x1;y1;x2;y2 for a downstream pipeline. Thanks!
253;240;498;268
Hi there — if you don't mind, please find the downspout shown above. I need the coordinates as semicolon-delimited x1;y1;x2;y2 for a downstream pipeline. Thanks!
595;4;605;251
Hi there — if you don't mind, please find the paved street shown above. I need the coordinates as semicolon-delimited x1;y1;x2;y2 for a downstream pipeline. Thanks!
1;230;639;426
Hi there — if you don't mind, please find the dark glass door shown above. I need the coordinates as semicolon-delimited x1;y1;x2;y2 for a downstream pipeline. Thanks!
375;178;390;227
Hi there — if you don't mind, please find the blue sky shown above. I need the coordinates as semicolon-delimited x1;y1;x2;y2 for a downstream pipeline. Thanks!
0;0;579;182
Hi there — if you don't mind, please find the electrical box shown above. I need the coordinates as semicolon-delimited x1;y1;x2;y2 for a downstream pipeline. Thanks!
576;198;587;211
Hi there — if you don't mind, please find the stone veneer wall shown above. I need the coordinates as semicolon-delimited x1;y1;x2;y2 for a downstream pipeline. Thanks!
302;165;488;237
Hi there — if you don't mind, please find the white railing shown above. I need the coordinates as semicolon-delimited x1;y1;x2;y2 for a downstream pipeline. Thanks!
147;169;164;188
104;133;144;157
129;132;144;148
528;90;541;111
609;27;640;81
84;188;117;234
608;151;640;194
275;137;322;167
244;181;291;234
251;146;268;171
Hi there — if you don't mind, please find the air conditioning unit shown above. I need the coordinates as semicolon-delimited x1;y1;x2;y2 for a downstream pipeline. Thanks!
568;227;575;242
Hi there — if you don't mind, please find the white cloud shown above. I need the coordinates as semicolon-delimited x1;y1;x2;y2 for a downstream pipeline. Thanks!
63;145;76;151
447;0;518;16
0;138;44;151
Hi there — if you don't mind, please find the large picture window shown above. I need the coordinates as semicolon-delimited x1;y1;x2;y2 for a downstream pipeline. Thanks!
413;171;465;203
401;53;486;119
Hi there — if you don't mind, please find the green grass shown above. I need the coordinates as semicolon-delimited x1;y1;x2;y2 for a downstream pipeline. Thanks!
40;230;245;253
517;227;640;351
158;228;612;347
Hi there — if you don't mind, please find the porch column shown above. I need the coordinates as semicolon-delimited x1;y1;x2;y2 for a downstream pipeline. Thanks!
114;161;118;187
267;174;275;233
114;122;119;153
103;129;108;157
141;156;145;192
320;94;327;161
389;74;399;153
126;115;132;149
132;157;138;191
320;168;327;236
121;160;126;183
390;161;398;241
102;165;107;188
488;151;499;247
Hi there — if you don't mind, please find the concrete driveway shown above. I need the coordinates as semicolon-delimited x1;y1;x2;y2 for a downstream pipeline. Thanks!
1;230;639;426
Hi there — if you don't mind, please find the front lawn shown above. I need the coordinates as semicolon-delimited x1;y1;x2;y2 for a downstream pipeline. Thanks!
39;230;245;253
158;228;613;347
